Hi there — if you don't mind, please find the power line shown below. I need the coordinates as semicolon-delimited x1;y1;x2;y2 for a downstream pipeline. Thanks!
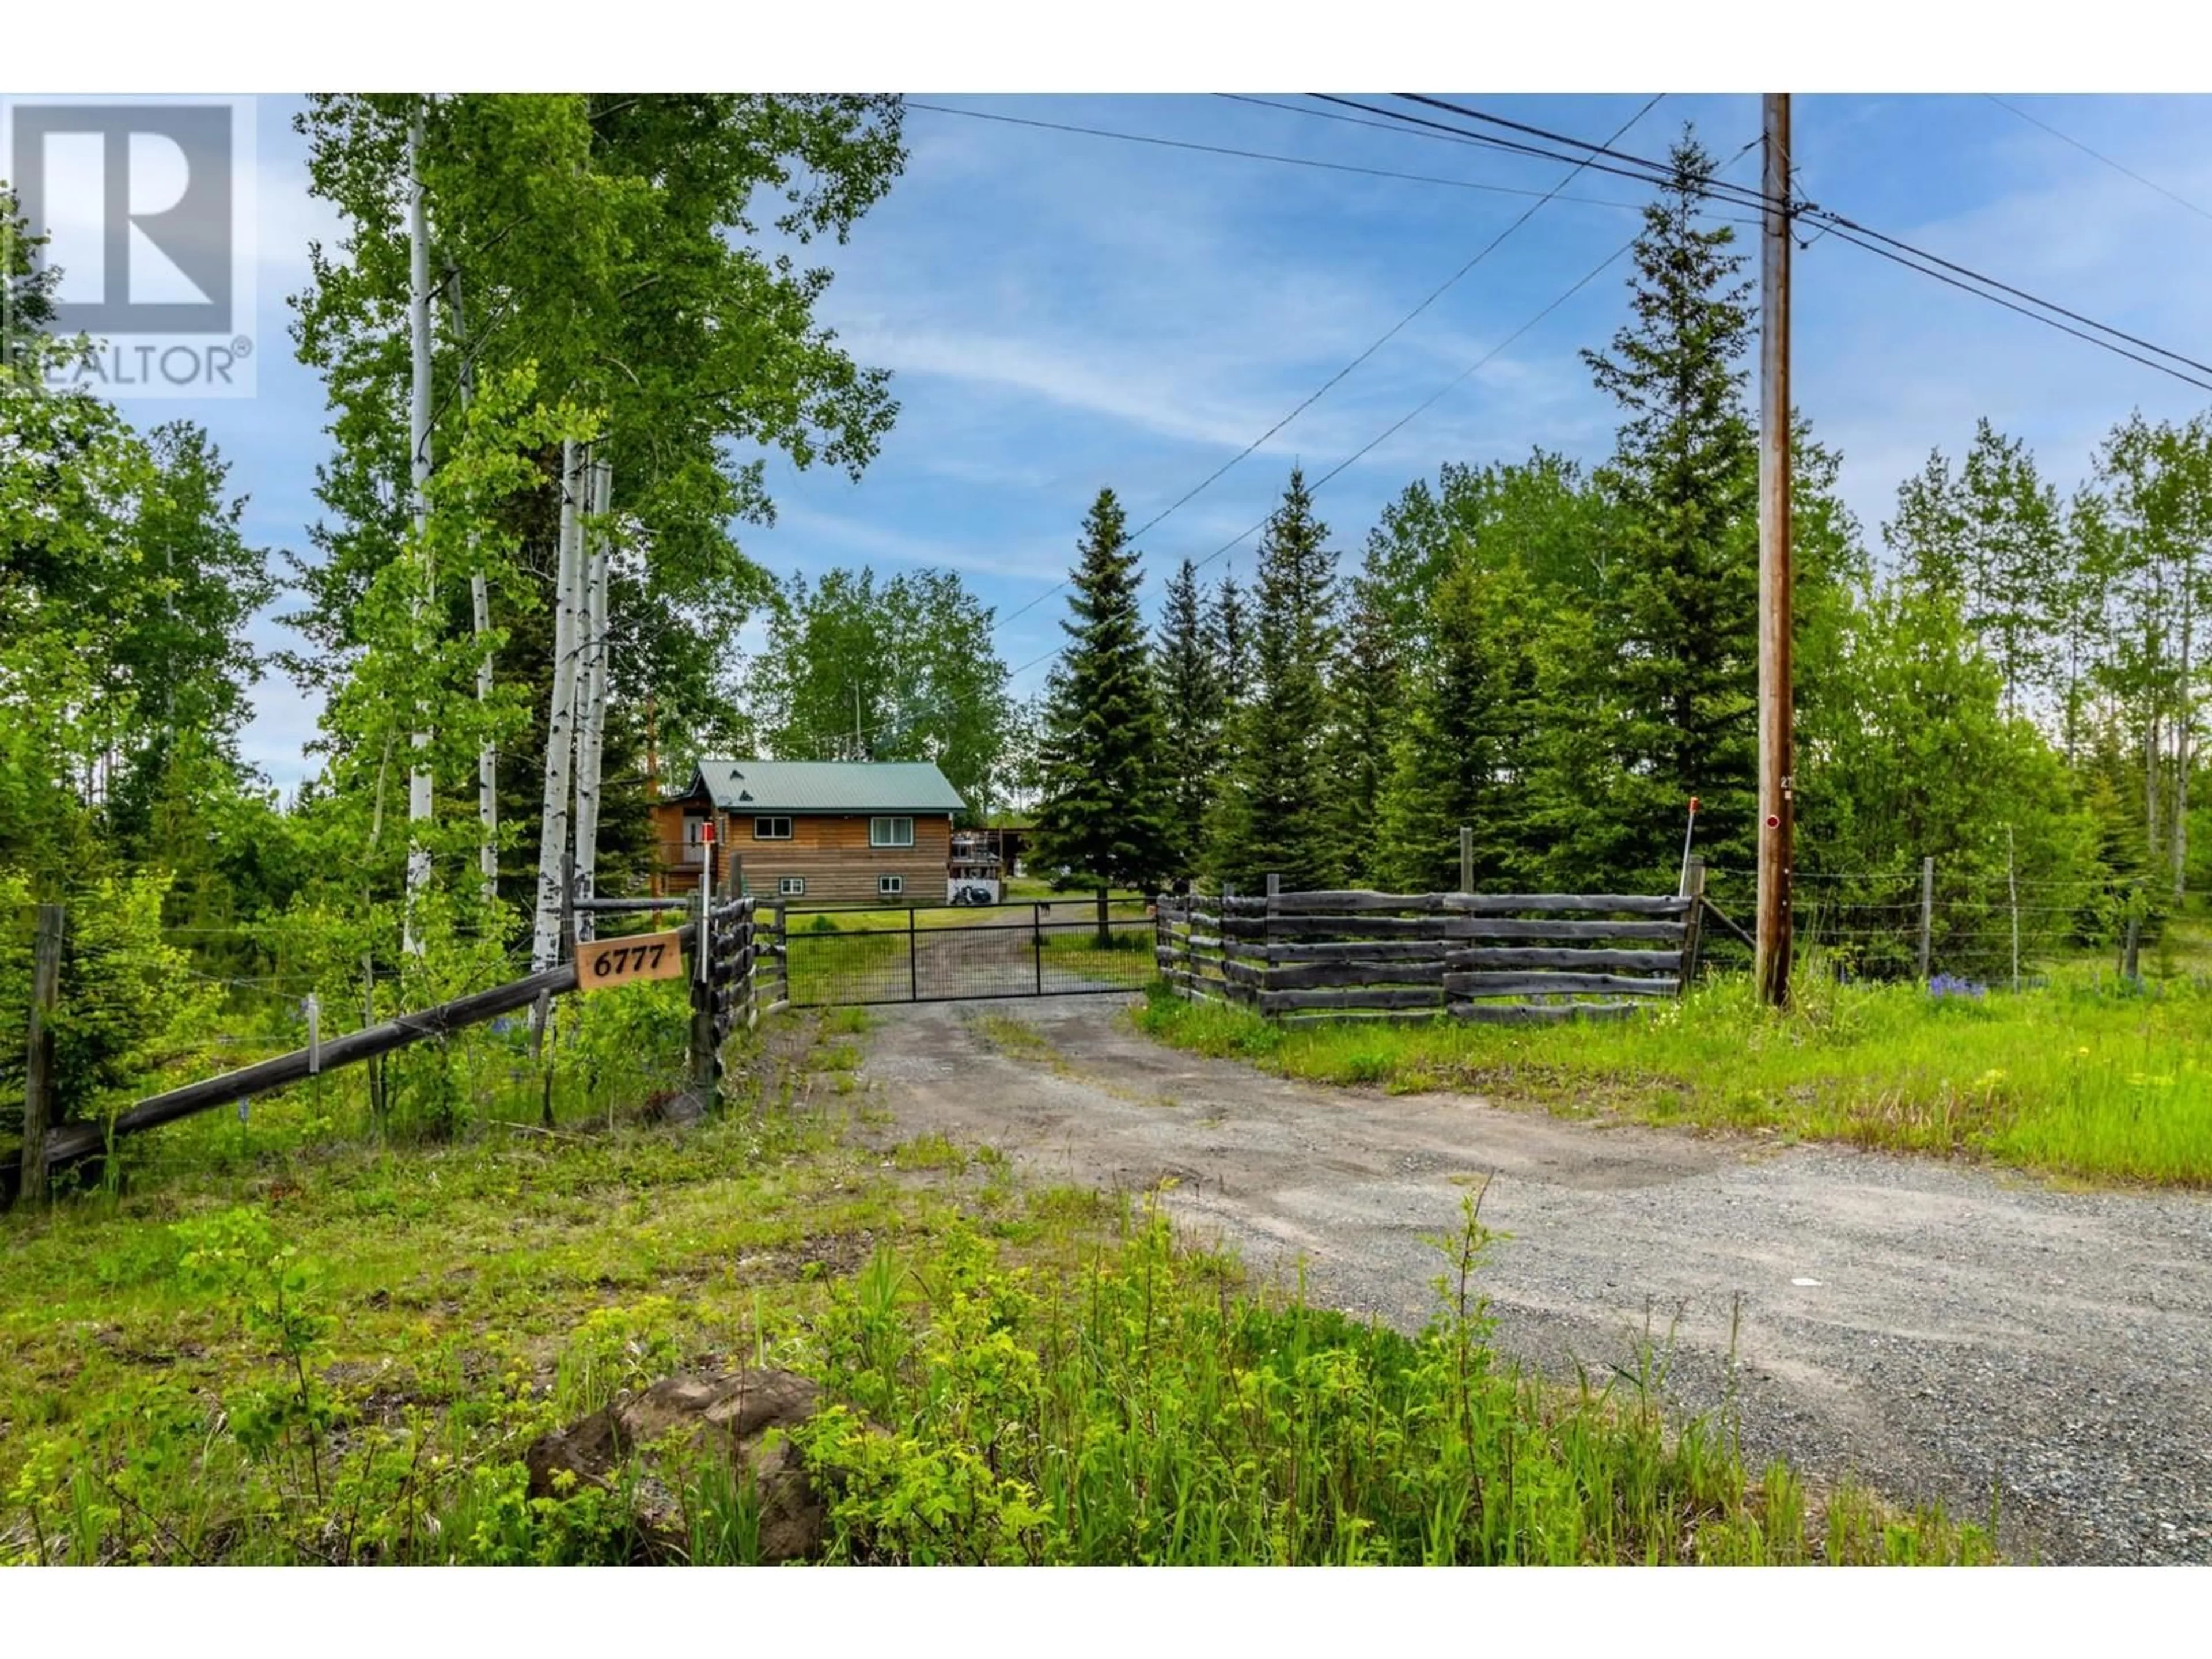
1123;100;1661;555
1983;94;2212;226
846;109;1685;751
1364;93;2212;388
839;127;1764;754
1310;95;1788;217
904;100;1666;213
980;95;1666;646
1812;222;2212;393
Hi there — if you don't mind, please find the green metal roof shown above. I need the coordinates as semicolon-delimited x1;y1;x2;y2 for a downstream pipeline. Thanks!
679;759;965;815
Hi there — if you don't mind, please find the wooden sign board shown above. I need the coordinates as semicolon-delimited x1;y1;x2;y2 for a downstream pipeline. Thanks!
574;930;687;993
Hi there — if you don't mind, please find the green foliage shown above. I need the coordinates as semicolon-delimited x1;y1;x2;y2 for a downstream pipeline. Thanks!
1567;131;1760;888
1210;468;1340;892
287;93;907;751
1797;578;2104;979
1154;558;1226;877
750;565;1013;811
791;1205;1995;1565
0;869;224;1135
1032;489;1177;902
1139;956;2212;1187
1376;558;1545;891
1320;547;1404;889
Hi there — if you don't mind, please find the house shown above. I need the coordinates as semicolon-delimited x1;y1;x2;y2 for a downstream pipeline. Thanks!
650;759;965;906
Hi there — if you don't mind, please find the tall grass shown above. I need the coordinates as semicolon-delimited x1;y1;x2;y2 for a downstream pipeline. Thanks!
1135;964;2212;1186
787;1200;1993;1565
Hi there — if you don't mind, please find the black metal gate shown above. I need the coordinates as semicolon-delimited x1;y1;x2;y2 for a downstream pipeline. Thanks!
782;897;1156;1006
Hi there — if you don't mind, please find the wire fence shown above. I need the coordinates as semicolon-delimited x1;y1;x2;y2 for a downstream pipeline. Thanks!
1698;862;2199;986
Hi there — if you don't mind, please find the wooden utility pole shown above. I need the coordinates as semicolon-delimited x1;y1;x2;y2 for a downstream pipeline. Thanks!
1755;92;1795;1009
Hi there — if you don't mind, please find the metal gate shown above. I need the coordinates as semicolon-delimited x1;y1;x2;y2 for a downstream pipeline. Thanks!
782;897;1156;1007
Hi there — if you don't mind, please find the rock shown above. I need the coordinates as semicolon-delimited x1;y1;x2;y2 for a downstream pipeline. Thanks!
524;1368;827;1563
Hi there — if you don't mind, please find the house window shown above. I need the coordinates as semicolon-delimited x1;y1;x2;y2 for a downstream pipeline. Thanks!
778;876;806;897
754;816;793;840
870;816;914;848
878;874;904;897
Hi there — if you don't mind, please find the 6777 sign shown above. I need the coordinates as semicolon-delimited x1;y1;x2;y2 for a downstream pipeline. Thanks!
574;930;687;991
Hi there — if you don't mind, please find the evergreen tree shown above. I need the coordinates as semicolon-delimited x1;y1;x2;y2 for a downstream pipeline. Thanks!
1376;560;1543;892
1031;490;1176;940
1211;570;1253;712
1321;546;1403;888
1571;130;1760;888
1210;469;1338;892
1153;558;1222;880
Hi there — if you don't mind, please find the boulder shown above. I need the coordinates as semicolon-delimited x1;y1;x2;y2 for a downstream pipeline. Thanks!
524;1368;827;1563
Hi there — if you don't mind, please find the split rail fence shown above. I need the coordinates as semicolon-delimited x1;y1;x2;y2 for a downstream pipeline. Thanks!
1154;883;1702;1025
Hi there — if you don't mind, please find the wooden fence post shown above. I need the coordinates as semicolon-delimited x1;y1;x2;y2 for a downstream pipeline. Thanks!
1679;858;1707;994
1186;886;1199;994
1459;827;1473;896
1918;855;1934;983
1218;882;1235;1006
1263;874;1279;1008
18;904;65;1204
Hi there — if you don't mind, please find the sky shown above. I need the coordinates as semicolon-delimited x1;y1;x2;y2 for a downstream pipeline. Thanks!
20;87;2212;794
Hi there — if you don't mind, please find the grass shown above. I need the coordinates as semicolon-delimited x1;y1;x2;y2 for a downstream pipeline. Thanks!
1135;953;2212;1187
0;988;1995;1566
793;1196;1995;1565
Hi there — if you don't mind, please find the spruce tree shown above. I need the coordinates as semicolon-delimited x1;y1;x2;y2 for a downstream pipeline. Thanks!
1211;571;1253;711
1376;559;1543;891
1321;547;1403;888
1032;488;1176;940
1571;130;1760;887
1210;468;1339;892
1154;558;1222;881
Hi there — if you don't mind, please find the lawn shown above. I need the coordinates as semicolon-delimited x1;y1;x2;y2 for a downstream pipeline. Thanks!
1136;954;2212;1187
0;997;1994;1565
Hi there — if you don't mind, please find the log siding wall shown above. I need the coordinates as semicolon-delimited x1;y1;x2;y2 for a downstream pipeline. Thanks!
650;800;953;904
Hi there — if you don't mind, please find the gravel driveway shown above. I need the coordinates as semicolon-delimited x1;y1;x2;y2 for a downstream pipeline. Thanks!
850;994;2212;1565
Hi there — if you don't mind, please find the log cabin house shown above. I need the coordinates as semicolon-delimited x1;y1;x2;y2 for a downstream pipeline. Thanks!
649;759;965;906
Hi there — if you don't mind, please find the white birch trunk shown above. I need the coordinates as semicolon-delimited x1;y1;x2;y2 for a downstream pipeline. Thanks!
446;259;498;904
2177;576;2194;903
572;456;612;942
532;441;586;973
403;101;435;953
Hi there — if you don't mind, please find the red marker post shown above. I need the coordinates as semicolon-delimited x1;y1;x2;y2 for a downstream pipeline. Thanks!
697;820;715;983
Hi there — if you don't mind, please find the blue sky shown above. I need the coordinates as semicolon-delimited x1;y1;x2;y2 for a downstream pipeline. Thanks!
66;91;2212;791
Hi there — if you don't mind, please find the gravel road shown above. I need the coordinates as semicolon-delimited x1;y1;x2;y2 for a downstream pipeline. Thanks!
849;994;2212;1565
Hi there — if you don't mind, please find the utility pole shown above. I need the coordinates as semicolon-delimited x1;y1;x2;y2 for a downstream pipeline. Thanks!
1755;92;1795;1009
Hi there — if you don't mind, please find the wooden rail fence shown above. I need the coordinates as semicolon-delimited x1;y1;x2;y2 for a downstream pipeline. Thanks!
1154;881;1703;1025
7;892;767;1205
